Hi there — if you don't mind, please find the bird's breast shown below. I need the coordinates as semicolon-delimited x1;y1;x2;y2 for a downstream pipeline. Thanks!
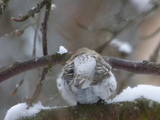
74;55;96;78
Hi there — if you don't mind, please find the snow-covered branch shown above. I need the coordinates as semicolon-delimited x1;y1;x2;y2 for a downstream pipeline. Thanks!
5;85;160;120
18;98;160;120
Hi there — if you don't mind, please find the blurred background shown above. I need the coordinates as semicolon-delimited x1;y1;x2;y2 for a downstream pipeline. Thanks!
0;0;160;119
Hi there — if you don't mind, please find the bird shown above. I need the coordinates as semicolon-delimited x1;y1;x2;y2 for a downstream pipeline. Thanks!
57;47;117;105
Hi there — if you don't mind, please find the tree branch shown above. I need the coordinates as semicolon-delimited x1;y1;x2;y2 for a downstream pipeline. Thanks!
149;41;160;62
0;53;71;83
26;0;53;107
0;0;9;18
0;53;160;83
103;56;160;76
20;98;160;120
41;0;51;55
11;0;46;22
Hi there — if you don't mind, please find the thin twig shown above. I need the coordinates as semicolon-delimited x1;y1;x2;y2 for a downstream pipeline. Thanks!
11;0;46;22
41;0;51;55
10;73;25;95
149;41;160;62
27;0;52;107
0;0;10;17
26;67;48;108
31;13;41;57
95;3;159;53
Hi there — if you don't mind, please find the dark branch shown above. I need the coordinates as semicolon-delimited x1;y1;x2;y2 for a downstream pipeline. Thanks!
0;53;160;83
26;0;53;106
20;98;160;120
0;0;10;18
11;0;46;22
0;53;71;83
41;0;51;55
103;56;160;76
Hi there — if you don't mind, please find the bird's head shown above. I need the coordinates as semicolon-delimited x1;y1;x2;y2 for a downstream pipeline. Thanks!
66;47;102;63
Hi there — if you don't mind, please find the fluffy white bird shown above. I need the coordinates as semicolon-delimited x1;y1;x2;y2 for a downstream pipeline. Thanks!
57;48;117;105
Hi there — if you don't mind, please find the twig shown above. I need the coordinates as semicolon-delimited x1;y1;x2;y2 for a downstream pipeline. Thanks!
31;13;41;57
0;0;9;18
149;41;160;62
27;0;52;107
41;0;51;55
96;2;159;53
4;22;35;37
10;73;25;95
26;67;48;108
11;0;46;22
27;67;49;107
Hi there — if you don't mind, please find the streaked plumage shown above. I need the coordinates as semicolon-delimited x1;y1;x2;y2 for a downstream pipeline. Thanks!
57;48;117;105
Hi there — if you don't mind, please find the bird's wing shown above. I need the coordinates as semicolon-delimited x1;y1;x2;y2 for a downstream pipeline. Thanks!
72;74;91;89
62;54;97;89
62;62;90;89
72;54;97;89
91;60;111;85
62;61;74;84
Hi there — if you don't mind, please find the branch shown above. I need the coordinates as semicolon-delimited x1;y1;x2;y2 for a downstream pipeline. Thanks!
19;98;160;120
11;0;46;22
0;53;71;83
103;56;160;76
0;0;9;18
149;41;160;62
26;0;53;107
41;0;51;55
0;54;160;83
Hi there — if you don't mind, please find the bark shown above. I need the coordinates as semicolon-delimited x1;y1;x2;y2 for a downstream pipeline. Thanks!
19;98;160;120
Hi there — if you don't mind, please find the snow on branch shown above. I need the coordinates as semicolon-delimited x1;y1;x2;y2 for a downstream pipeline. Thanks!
5;85;160;120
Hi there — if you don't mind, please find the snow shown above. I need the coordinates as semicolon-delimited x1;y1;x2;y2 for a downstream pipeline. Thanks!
109;85;160;103
118;43;132;54
51;4;56;10
110;39;132;54
4;85;160;119
32;7;36;10
129;0;153;12
57;46;68;54
4;102;50;120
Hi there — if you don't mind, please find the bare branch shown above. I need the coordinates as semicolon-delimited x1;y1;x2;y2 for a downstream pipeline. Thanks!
103;56;160;76
10;74;24;95
0;53;160;84
41;0;51;55
26;0;53;106
0;53;71;83
0;0;9;18
11;0;46;22
149;41;160;62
